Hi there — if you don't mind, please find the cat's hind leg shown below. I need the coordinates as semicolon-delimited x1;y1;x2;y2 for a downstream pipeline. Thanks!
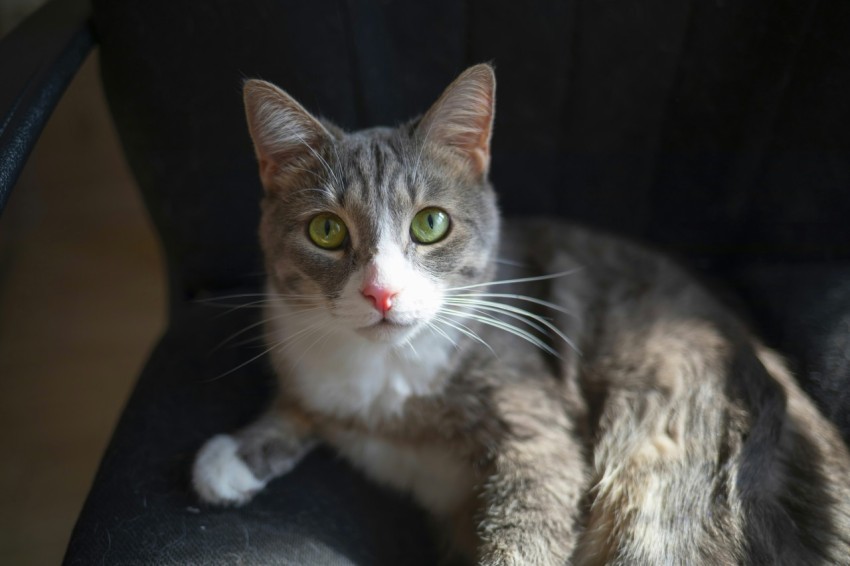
192;410;316;506
574;332;849;565
574;383;747;565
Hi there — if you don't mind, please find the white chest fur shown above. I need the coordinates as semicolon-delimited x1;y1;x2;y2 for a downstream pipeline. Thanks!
269;306;454;424
267;303;474;513
329;429;475;516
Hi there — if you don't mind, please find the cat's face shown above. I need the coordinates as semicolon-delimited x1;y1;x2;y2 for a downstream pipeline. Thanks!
245;65;499;346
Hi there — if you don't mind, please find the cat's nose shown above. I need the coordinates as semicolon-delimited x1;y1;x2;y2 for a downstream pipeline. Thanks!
361;283;398;316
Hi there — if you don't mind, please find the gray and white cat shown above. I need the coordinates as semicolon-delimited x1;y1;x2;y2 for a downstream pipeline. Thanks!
193;65;850;564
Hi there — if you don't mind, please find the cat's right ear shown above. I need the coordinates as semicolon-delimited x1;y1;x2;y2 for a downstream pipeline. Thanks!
243;79;333;190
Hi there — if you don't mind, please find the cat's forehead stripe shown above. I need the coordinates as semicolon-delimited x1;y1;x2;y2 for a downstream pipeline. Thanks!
371;138;386;195
331;134;416;243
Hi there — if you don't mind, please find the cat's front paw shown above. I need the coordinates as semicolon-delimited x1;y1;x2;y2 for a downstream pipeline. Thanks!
192;434;266;506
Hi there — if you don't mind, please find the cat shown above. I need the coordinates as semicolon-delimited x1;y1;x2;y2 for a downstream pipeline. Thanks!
192;64;850;565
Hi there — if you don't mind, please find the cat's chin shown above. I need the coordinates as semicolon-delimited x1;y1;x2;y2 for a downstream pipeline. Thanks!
355;319;421;344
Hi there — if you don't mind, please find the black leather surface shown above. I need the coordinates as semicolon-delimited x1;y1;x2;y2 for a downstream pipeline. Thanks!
67;0;850;563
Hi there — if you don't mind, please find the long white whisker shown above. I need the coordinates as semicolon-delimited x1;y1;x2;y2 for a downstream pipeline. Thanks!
195;294;276;305
205;343;279;382
211;297;323;317
400;337;420;360
197;292;325;306
440;308;559;358
449;293;577;318
444;298;580;355
195;292;330;304
433;314;495;355
213;306;324;350
205;318;327;381
445;268;584;292
426;320;458;349
289;327;336;369
226;333;275;349
444;300;549;334
493;257;528;267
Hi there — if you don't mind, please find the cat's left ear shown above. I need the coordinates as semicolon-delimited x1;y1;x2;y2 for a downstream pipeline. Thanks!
417;64;496;178
243;79;334;189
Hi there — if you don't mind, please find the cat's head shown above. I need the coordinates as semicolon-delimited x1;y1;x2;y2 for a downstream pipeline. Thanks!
244;65;499;346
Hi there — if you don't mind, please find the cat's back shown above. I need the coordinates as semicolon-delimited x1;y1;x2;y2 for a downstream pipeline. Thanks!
496;218;850;564
500;218;696;294
497;217;732;337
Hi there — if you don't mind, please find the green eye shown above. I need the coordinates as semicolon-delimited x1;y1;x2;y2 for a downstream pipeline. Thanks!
308;213;348;249
411;208;450;244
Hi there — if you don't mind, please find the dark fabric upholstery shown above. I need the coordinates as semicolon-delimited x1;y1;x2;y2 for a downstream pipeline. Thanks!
732;263;850;440
66;0;850;563
64;301;436;565
92;0;850;305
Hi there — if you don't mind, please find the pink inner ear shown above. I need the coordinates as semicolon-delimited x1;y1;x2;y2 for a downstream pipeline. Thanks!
244;80;332;188
418;65;495;176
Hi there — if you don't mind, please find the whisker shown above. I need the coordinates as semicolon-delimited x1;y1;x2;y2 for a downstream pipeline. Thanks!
204;342;279;382
426;320;458;349
401;337;420;360
213;306;324;351
210;298;323;318
444;298;580;355
443;300;549;335
432;314;495;355
449;293;576;318
195;293;276;304
444;268;583;292
205;318;327;382
226;334;274;349
196;292;325;303
289;327;336;369
493;257;528;267
441;308;560;358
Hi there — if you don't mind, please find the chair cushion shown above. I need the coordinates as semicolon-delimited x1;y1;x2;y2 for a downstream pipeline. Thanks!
63;298;436;565
731;262;850;443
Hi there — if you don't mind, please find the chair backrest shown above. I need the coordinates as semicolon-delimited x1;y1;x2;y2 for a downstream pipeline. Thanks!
93;0;850;311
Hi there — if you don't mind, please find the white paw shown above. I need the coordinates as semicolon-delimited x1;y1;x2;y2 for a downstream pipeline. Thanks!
192;434;266;506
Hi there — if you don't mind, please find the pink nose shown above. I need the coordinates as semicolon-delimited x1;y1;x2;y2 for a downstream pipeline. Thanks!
361;283;397;316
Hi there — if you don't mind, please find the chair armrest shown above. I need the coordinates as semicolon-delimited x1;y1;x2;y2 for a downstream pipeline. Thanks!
0;0;94;216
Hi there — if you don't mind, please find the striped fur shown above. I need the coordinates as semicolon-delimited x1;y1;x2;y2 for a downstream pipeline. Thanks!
193;64;850;565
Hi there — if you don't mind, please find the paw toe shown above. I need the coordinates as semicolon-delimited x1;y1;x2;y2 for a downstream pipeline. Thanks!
192;434;266;506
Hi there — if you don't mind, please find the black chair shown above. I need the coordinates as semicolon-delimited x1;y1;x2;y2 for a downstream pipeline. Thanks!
2;1;849;563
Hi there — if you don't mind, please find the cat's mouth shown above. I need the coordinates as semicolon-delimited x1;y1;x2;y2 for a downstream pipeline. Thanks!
356;318;419;342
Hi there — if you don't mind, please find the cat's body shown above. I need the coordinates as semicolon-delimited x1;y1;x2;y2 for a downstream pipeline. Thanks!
192;65;850;564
